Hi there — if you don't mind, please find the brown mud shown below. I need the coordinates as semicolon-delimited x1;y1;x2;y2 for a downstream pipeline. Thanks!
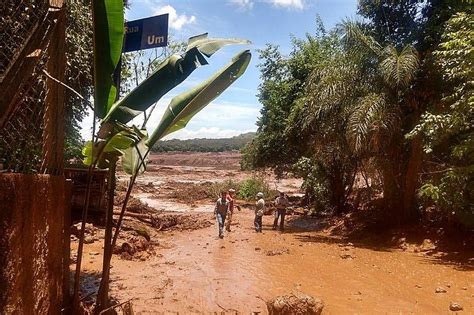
72;152;474;314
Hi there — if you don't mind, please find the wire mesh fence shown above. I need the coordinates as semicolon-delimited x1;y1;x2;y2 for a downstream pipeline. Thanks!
0;59;48;173
0;0;64;174
0;0;49;80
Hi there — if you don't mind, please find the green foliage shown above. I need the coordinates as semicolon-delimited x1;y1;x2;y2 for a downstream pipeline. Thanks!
208;179;240;199
147;49;251;145
64;0;93;161
238;176;276;201
244;3;472;223
153;132;255;152
408;12;474;226
207;175;276;201
92;0;124;118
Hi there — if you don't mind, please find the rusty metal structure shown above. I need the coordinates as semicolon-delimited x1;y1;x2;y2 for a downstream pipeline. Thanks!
0;1;71;313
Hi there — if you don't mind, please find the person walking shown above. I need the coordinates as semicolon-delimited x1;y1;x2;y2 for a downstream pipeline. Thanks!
255;192;265;233
214;191;229;239
225;188;236;232
273;191;289;232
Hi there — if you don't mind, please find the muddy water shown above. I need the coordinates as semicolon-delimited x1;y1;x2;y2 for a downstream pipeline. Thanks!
100;210;474;314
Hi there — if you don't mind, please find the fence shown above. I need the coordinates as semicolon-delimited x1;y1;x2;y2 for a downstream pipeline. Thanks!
0;0;66;175
0;1;70;313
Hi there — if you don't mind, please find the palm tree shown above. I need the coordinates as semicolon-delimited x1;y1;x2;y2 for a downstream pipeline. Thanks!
304;20;421;222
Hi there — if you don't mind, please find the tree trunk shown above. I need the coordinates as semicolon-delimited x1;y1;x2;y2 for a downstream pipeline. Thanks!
381;136;422;225
402;135;423;221
329;165;345;215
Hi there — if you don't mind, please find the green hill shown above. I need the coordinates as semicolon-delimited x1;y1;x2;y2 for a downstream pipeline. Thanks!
151;132;255;152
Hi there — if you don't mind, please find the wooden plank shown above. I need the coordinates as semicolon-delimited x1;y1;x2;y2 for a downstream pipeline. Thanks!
41;5;67;175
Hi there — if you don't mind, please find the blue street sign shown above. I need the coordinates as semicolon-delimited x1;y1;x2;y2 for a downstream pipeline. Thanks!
123;14;169;53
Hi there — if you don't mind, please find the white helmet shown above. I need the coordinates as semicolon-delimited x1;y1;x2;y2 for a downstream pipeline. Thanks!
256;192;264;198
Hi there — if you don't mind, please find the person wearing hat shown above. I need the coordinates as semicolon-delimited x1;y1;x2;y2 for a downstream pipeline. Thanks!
254;192;265;233
214;191;230;239
273;191;290;232
225;188;236;232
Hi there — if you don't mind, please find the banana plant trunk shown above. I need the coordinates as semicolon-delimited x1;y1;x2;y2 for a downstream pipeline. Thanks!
96;156;117;312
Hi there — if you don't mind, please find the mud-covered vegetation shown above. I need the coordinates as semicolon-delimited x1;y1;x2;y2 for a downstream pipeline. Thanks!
242;1;473;228
208;175;277;201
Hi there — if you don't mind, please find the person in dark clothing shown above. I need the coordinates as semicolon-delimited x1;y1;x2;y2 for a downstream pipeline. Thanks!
273;191;289;232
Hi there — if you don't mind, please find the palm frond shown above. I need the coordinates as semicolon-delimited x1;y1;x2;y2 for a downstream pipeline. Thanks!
341;19;383;57
379;45;419;89
347;93;387;152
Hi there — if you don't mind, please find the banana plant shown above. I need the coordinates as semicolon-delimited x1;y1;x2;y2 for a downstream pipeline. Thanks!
73;0;252;311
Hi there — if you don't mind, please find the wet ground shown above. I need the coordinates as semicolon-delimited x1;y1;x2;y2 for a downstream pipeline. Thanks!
74;152;473;314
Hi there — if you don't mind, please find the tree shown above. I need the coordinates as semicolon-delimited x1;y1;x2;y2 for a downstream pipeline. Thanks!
64;0;93;161
408;11;474;226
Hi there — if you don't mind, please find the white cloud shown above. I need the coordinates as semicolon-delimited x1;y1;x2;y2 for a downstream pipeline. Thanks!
266;0;305;10
229;0;254;10
154;5;196;30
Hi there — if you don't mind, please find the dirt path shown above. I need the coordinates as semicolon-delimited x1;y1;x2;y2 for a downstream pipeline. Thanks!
76;209;473;314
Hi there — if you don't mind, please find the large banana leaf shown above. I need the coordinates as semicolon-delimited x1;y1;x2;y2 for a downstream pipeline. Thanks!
93;0;124;118
82;131;139;167
146;49;251;147
120;131;149;175
186;33;251;57
103;33;250;124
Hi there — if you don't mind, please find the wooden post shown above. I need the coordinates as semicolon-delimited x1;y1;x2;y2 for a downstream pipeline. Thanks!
41;0;66;175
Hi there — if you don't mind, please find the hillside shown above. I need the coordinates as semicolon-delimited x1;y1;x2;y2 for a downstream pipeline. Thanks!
151;132;255;152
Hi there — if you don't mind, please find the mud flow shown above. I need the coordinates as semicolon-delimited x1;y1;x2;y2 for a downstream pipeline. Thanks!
73;152;473;314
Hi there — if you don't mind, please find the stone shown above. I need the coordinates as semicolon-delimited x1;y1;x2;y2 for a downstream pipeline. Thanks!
84;236;94;244
449;302;463;312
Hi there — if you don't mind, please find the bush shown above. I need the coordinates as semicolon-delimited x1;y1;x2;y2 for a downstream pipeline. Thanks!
208;179;240;200
238;175;277;201
207;176;277;201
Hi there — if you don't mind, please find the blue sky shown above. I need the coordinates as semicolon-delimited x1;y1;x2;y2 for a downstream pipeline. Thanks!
81;0;358;140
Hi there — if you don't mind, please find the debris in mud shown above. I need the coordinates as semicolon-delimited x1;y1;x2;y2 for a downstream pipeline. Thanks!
435;287;447;293
71;222;102;244
168;181;213;204
449;302;463;311
151;213;213;231
115;193;155;214
267;292;324;315
340;253;356;259
114;235;155;261
265;248;290;256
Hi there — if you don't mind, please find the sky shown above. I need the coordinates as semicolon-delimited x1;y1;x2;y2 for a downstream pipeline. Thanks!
81;0;358;140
